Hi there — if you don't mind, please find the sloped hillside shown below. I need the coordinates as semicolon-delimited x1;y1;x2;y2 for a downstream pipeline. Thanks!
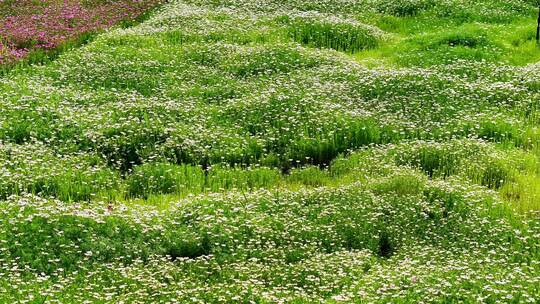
0;0;539;303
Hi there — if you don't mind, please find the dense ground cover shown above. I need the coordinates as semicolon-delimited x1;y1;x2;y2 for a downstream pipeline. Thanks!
0;0;539;302
0;0;161;66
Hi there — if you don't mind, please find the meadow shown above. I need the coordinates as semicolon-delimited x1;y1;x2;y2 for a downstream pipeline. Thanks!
0;0;539;303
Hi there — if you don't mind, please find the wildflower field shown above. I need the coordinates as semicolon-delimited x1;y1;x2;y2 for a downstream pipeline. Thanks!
0;0;161;65
1;0;540;303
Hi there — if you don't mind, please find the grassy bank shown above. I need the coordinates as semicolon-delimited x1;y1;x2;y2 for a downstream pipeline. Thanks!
0;0;539;302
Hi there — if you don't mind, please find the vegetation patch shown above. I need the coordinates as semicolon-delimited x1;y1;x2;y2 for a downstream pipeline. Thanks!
0;0;162;69
376;0;434;17
0;0;539;302
284;15;384;53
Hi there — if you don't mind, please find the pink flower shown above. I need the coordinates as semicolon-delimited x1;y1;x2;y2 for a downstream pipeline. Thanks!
0;0;162;64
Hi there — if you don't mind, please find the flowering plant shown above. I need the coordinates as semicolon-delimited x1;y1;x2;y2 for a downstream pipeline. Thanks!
0;0;161;64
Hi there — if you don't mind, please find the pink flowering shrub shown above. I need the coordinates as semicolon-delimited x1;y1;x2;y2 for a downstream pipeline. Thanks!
0;0;161;64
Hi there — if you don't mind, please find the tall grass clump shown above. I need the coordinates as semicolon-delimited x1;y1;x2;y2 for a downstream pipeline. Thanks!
126;163;282;198
376;0;434;16
390;140;487;178
206;165;281;192
283;15;384;53
126;163;206;198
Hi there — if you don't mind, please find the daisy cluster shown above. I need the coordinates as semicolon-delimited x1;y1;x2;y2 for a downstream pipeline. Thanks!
0;0;539;302
0;173;538;302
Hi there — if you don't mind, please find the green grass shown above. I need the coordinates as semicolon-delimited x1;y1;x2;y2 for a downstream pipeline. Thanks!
0;0;540;302
282;15;383;53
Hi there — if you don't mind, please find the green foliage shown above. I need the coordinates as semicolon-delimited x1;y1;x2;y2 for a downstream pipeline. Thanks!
287;166;330;187
126;163;206;198
0;0;539;302
376;0;434;17
285;16;382;53
0;173;537;301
